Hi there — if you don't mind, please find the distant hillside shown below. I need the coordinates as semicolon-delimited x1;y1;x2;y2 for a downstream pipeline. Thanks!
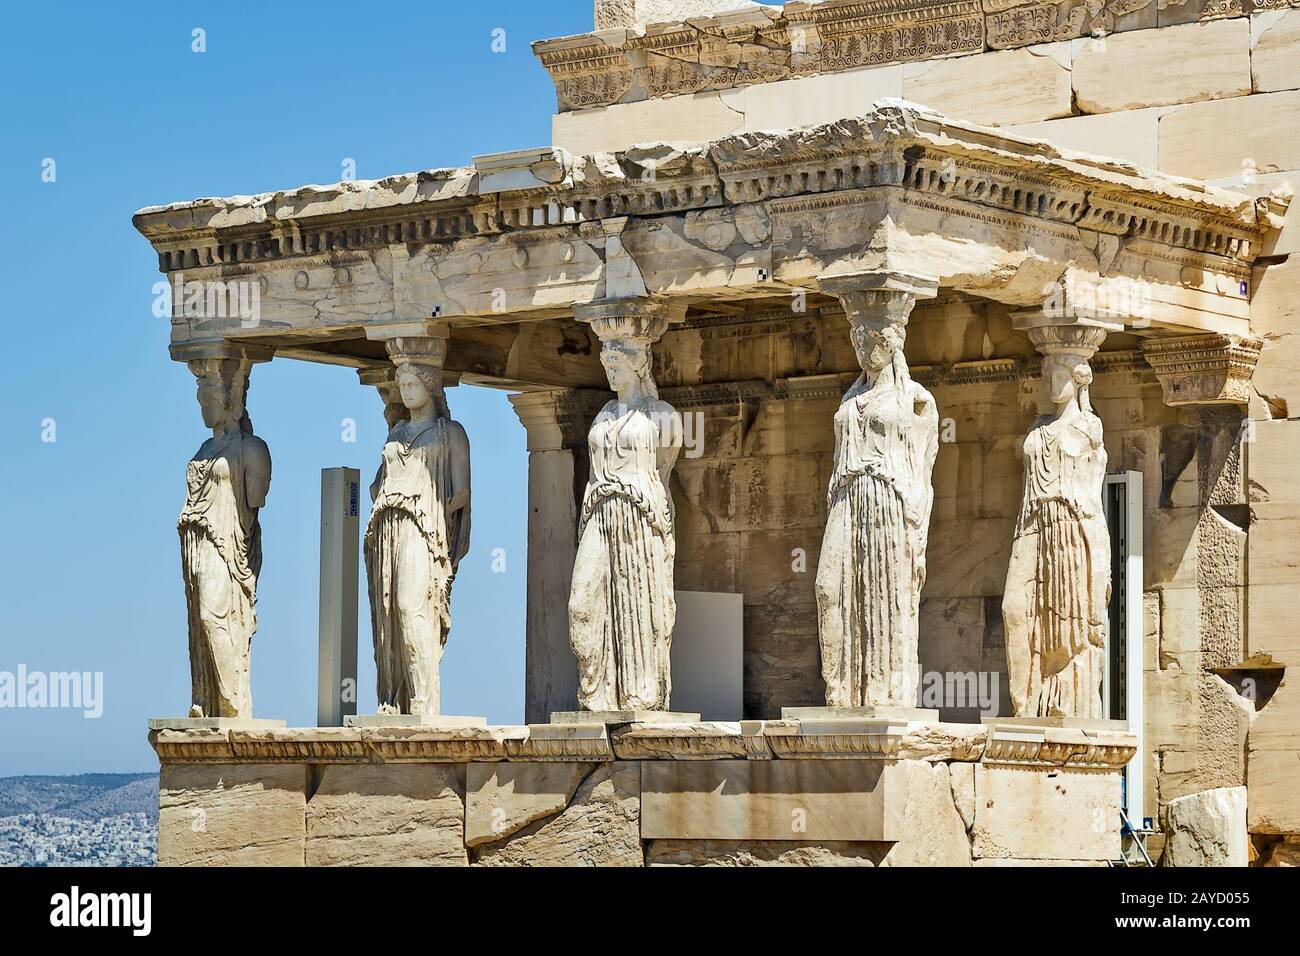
0;773;158;823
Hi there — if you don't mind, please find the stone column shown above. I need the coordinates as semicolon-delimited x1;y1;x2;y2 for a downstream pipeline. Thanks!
509;388;610;722
1002;311;1121;720
808;272;939;716
171;341;274;723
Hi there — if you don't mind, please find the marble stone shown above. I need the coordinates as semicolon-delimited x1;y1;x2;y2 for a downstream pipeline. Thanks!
159;764;306;866
1163;786;1248;867
305;764;466;866
465;762;593;847
641;759;908;841
971;764;1121;861
783;706;939;722
473;762;642;866
550;710;700;724
1072;19;1251;114
148;717;285;731
646;839;882;866
344;714;486;728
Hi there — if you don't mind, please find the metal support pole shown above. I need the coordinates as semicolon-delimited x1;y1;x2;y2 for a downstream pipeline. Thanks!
318;467;360;727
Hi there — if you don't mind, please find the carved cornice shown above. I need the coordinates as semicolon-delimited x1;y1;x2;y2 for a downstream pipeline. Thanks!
532;0;1277;114
534;1;984;112
982;728;1138;770
1141;332;1263;406
150;720;1136;768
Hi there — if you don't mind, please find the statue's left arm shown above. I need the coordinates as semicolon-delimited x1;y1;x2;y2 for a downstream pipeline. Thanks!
447;420;472;567
243;435;272;510
654;401;682;494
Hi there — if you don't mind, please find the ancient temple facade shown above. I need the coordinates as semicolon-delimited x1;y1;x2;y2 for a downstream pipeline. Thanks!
136;0;1300;866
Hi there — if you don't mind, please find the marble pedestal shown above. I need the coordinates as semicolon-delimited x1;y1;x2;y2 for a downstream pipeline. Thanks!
344;714;487;729
549;710;701;725
783;706;939;722
981;716;1129;732
148;717;287;731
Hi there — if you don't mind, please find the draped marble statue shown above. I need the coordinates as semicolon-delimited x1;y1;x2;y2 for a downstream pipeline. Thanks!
815;277;938;708
1003;321;1113;719
179;357;272;719
569;300;683;712
364;336;471;717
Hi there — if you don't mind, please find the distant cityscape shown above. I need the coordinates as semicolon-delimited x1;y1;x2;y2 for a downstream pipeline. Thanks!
0;773;157;867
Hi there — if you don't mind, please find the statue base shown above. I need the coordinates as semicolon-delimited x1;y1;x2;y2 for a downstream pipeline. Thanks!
148;717;287;731
344;714;487;729
549;710;701;725
982;716;1129;732
782;706;939;722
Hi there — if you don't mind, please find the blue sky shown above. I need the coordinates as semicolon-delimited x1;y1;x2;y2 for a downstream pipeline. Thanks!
0;1;610;774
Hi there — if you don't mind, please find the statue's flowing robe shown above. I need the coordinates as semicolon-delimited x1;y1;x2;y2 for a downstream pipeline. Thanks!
1006;410;1110;718
179;431;262;718
364;418;470;716
569;401;677;711
816;372;938;707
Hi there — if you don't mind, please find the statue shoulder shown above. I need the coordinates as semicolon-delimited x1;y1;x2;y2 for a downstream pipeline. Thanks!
242;432;272;466
446;417;470;450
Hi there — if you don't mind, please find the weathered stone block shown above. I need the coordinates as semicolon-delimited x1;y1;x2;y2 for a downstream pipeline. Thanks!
971;765;1121;860
641;759;907;841
902;44;1074;126
473;762;642;866
1163;785;1248;865
1246;745;1300;833
159;764;307;866
877;760;973;866
305;764;466;866
1251;7;1300;93
646;839;883;866
1159;89;1300;179
1010;107;1165;169
1073;19;1251;113
465;762;593;847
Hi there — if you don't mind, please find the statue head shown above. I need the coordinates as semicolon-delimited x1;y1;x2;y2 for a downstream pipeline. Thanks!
600;338;657;398
851;320;906;375
189;359;250;433
1041;351;1094;412
385;335;449;420
394;362;449;420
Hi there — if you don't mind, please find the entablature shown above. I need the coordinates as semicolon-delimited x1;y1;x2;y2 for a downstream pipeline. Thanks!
134;101;1285;371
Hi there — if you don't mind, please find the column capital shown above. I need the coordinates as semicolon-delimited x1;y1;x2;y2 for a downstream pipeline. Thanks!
1012;309;1121;364
509;388;610;452
573;296;686;344
1141;332;1263;406
818;271;938;330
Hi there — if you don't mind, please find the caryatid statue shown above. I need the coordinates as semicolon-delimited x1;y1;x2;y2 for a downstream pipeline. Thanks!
815;274;939;709
1003;316;1116;719
569;298;684;712
178;353;272;719
364;335;471;717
